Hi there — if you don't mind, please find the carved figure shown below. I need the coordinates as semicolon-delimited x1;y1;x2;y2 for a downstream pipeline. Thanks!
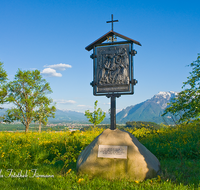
97;46;129;86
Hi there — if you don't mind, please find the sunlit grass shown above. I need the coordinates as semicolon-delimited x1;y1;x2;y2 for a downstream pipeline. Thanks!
0;123;199;189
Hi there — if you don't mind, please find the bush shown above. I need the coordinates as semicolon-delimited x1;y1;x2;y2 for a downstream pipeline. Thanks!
125;121;161;130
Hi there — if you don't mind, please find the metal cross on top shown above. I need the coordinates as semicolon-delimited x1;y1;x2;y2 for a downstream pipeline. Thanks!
106;14;118;31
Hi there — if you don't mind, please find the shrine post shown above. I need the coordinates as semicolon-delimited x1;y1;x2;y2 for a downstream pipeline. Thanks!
85;15;141;130
77;15;161;181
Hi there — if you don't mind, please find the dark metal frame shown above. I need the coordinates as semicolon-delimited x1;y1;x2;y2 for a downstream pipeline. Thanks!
90;41;137;130
91;42;137;96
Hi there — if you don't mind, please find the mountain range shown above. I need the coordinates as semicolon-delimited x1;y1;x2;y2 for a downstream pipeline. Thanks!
48;109;88;123
0;91;178;124
116;91;178;124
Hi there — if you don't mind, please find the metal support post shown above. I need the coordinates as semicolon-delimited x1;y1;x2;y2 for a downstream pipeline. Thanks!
107;94;120;130
110;95;116;130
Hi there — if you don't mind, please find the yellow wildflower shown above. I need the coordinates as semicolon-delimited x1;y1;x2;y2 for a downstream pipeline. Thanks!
157;175;161;182
67;169;72;174
78;178;84;183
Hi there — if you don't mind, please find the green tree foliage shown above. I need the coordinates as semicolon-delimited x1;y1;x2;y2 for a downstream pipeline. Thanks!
4;69;56;132
162;54;200;123
84;100;106;127
0;62;8;107
34;101;56;133
125;121;161;130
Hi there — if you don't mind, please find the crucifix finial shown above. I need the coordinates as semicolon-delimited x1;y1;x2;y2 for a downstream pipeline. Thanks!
106;14;119;31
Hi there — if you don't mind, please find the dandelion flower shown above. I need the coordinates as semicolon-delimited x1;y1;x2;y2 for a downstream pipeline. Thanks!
67;169;71;174
78;178;84;183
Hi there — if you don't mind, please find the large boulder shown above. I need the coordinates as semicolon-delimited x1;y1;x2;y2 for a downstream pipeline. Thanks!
76;129;161;181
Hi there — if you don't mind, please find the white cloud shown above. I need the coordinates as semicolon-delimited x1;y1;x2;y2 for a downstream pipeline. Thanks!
41;68;62;77
55;99;76;104
77;105;93;111
77;105;88;107
44;63;72;71
103;102;110;105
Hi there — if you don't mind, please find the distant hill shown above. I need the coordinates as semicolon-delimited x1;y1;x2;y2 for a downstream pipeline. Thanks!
116;91;178;124
48;109;88;123
0;108;109;124
0;91;178;124
0;108;88;123
49;109;111;123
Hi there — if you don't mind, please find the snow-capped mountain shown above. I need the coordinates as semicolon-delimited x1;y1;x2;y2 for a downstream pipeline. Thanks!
150;91;178;109
116;91;178;124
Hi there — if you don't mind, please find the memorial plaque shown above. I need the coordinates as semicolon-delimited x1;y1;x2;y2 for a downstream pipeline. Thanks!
95;44;130;93
98;145;128;159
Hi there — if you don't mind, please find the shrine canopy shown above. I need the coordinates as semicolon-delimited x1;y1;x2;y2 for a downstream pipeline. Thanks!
85;30;142;51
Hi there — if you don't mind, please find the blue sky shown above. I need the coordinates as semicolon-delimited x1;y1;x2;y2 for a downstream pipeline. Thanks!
1;0;200;113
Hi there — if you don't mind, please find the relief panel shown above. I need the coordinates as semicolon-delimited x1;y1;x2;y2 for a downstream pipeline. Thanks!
96;44;130;93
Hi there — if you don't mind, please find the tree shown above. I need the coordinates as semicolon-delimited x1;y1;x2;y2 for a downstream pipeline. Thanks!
34;103;56;133
85;100;106;127
162;54;200;123
4;69;56;132
0;62;8;108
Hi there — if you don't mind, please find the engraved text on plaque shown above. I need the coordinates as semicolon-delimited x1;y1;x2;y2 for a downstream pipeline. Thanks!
98;145;128;159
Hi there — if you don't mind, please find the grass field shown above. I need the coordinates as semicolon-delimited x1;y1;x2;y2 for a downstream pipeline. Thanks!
0;122;199;189
0;123;70;132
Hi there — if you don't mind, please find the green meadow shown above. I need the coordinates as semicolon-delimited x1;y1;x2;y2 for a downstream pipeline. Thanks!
0;122;199;189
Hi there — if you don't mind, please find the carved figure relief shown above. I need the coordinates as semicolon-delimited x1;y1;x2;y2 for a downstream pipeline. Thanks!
96;45;130;87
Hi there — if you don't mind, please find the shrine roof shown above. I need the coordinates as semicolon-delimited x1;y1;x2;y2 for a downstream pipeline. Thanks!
85;30;141;51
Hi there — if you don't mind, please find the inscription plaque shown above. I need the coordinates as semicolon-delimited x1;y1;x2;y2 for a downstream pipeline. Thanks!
98;145;128;159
